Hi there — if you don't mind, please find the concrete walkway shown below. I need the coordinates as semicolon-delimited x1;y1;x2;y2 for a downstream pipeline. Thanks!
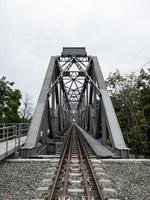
0;136;26;161
76;125;116;158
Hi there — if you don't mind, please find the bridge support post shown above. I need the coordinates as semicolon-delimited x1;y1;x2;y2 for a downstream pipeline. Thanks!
101;100;107;145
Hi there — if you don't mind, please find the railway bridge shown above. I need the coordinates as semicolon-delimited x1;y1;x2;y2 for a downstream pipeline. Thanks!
0;47;132;200
20;47;129;159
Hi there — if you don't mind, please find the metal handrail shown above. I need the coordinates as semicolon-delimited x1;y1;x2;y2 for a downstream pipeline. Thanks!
0;123;29;157
0;125;16;130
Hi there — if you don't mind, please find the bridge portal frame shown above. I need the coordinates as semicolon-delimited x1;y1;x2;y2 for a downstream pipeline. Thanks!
21;48;129;158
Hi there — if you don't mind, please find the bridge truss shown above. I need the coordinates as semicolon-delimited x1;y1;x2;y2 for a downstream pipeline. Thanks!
21;47;129;158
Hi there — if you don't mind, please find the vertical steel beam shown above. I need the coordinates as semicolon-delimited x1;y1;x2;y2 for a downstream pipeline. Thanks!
47;100;53;139
92;57;129;158
101;100;107;145
93;68;97;138
86;83;88;131
21;57;56;157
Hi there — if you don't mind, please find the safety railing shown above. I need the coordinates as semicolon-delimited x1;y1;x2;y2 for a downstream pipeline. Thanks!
0;123;29;156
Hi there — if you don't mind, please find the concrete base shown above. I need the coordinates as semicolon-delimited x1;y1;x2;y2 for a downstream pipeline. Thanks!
47;141;63;154
21;147;37;158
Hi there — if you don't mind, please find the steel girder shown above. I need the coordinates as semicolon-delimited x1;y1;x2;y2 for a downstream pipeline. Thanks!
21;48;129;158
76;56;129;158
21;56;72;157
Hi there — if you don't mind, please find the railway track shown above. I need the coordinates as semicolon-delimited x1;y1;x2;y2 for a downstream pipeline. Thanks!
34;125;118;200
47;125;104;200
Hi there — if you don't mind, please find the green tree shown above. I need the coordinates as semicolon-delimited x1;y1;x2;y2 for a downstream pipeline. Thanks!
0;77;22;123
106;69;150;158
136;69;150;157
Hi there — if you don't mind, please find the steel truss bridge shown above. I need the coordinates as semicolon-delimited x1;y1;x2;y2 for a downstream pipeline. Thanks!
21;47;129;159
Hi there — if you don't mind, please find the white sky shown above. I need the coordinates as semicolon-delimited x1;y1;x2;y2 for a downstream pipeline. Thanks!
0;0;150;106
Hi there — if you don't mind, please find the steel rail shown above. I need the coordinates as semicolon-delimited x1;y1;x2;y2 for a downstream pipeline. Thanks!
48;125;105;200
62;132;72;198
48;128;72;200
75;128;91;200
76;129;105;200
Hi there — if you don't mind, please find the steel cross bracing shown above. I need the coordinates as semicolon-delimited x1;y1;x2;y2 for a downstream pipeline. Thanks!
21;47;129;158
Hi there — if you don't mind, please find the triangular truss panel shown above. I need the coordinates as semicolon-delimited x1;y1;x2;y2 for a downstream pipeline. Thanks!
21;47;129;158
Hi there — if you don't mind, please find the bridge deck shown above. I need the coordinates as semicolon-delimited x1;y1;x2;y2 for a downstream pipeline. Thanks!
0;136;26;161
76;125;117;158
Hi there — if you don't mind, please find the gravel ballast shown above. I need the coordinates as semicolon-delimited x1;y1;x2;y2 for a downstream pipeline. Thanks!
102;160;150;200
0;159;150;200
0;160;50;200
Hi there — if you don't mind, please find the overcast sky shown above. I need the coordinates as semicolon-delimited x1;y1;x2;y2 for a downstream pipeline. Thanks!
0;0;150;106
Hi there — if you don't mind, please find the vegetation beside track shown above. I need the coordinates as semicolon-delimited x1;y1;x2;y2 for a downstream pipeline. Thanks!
106;68;150;158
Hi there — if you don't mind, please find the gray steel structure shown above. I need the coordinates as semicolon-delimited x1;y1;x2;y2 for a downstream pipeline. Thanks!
21;48;129;158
